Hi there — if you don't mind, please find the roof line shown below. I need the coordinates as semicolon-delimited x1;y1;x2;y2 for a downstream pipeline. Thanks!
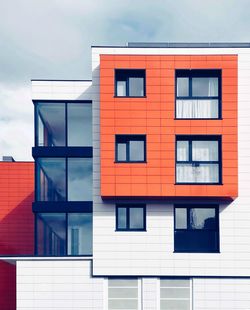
92;42;250;48
31;79;92;82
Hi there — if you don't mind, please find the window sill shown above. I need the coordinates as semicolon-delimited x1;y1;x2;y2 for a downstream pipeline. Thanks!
173;251;220;254
115;229;147;232
114;96;147;98
174;118;223;120
175;183;223;185
114;161;147;164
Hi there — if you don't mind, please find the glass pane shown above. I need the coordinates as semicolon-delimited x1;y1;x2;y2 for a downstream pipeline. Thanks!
117;143;127;161
160;288;190;298
160;299;190;310
117;208;127;229
36;215;45;255
175;208;187;229
177;78;189;97
37;158;66;201
109;279;138;287
129;77;144;96
176;163;219;183
176;99;219;119
192;77;218;97
117;81;126;96
192;141;218;161
37;102;65;146
161;279;190;287
129;208;144;229
108;299;138;309
68;158;92;201
175;230;219;252
190;208;216;229
129;140;145;161
68;213;92;255
67;103;92;146
109;288;138;298
177;141;189;161
37;213;66;256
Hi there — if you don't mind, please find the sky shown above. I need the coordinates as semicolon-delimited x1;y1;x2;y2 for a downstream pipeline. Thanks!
0;0;250;161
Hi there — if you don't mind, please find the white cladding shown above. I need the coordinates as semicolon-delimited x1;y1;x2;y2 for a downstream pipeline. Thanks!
92;47;250;276
16;260;103;310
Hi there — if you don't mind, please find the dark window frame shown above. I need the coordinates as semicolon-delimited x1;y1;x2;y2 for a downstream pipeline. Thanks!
115;69;146;98
174;205;220;253
115;135;147;163
35;157;93;202
34;100;92;147
175;135;222;185
116;204;146;231
35;211;93;257
175;69;222;120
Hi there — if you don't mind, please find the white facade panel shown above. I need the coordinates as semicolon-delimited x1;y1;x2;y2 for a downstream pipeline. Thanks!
17;260;104;310
193;278;250;310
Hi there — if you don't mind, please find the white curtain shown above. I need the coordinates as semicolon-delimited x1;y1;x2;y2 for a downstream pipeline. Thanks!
176;99;218;118
117;81;126;96
192;141;218;161
176;141;189;161
176;163;219;183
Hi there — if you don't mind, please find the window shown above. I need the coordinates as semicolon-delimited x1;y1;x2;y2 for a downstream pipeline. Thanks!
116;135;146;163
36;157;92;201
160;279;191;310
36;212;92;256
108;278;140;310
176;70;221;119
176;136;221;184
116;205;146;231
174;206;219;252
115;69;146;97
36;101;92;147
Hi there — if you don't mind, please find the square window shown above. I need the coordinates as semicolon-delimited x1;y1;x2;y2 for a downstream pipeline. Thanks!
174;206;219;252
115;69;146;97
176;136;221;184
116;135;146;163
176;70;221;119
116;205;146;231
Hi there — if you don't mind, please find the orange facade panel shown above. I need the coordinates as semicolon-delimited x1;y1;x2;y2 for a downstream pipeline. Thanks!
100;55;238;199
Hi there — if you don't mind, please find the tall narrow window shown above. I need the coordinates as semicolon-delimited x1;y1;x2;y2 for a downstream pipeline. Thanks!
176;136;221;184
115;69;146;97
176;70;221;119
160;279;191;310
108;278;139;310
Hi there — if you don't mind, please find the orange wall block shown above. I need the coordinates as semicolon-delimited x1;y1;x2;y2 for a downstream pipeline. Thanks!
100;55;238;199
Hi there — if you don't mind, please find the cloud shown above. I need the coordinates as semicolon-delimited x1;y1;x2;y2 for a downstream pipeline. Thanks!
0;84;33;161
0;0;250;159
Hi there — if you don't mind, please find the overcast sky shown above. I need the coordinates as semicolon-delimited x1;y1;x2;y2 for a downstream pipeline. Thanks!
0;0;249;160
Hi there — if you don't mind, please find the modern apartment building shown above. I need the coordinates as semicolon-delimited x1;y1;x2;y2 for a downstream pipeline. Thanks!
1;42;250;309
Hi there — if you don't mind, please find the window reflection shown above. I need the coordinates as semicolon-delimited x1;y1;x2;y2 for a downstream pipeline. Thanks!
36;213;92;256
37;158;66;201
68;103;92;146
68;213;92;255
68;158;93;201
37;102;66;146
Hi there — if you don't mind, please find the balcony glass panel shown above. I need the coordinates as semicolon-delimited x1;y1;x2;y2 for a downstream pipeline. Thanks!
176;99;218;119
68;158;92;201
37;102;65;146
176;163;219;183
37;158;66;201
67;103;92;146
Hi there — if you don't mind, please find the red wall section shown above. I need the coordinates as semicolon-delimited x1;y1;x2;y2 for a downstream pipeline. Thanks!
0;162;34;255
0;261;16;310
100;54;238;199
